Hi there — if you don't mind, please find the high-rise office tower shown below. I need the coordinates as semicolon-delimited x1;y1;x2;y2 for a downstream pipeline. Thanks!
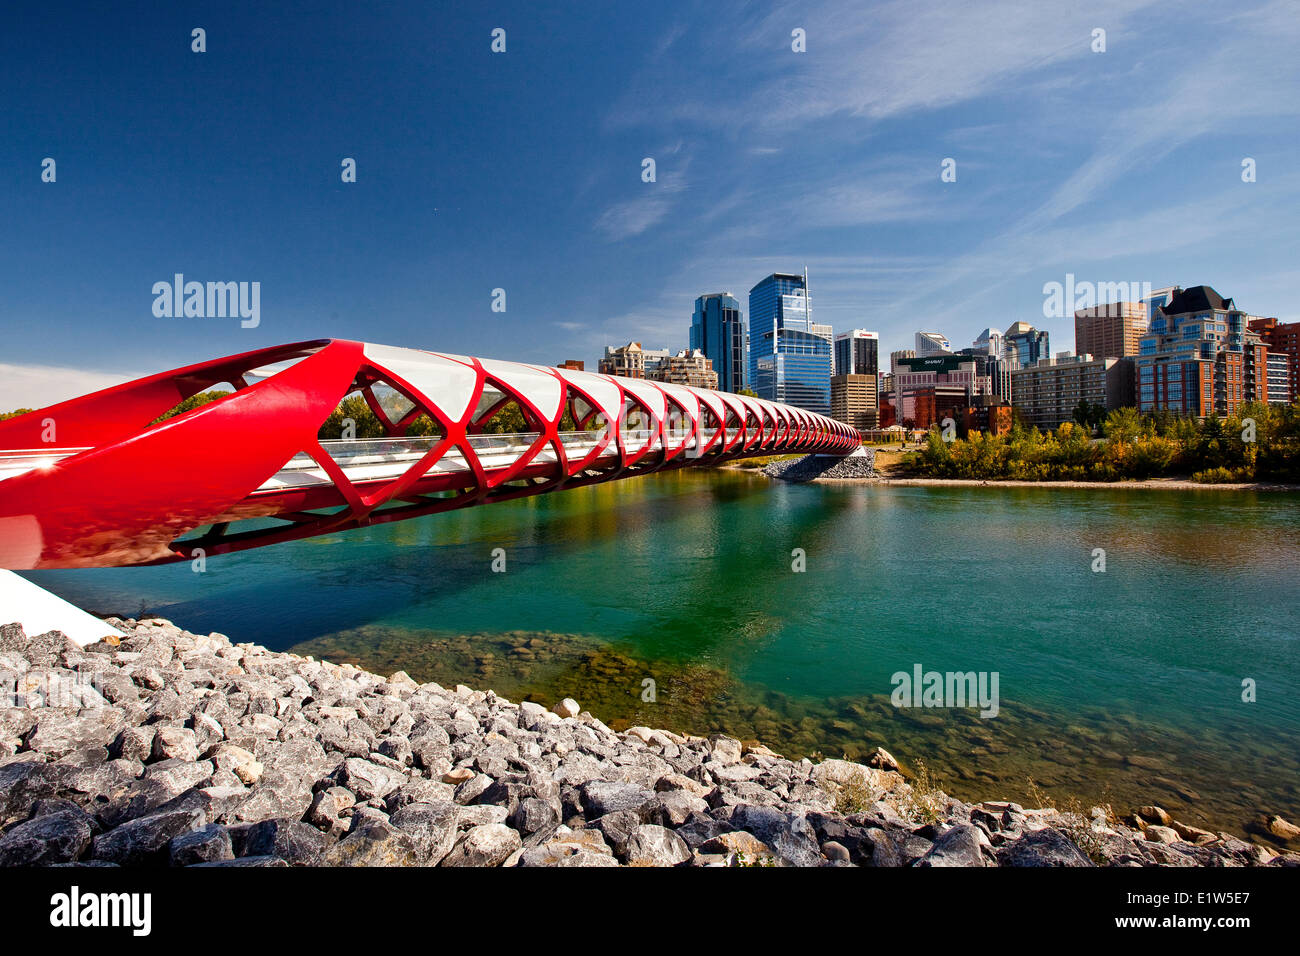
690;293;746;393
747;272;831;415
1074;302;1149;359
1004;322;1050;369
915;331;952;356
834;329;879;377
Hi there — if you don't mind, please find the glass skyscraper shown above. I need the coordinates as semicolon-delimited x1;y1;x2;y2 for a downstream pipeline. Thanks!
690;293;745;393
747;273;831;415
1004;322;1050;369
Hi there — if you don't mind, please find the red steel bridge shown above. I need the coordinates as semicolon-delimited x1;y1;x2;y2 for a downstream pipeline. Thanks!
0;339;860;569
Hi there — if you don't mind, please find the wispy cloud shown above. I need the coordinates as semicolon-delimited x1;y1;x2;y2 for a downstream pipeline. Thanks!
593;145;693;240
609;0;1166;135
0;363;138;413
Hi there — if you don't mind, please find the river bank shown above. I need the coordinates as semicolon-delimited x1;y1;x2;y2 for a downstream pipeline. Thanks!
747;448;1300;491
823;475;1300;491
2;616;1296;867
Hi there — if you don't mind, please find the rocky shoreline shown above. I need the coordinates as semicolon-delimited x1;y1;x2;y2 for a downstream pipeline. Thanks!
761;450;877;481
2;617;1296;868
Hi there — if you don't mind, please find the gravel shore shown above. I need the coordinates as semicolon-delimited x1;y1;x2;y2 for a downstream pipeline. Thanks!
2;617;1295;868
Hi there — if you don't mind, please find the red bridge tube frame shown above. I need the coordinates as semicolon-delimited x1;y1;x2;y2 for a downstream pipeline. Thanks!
0;339;861;569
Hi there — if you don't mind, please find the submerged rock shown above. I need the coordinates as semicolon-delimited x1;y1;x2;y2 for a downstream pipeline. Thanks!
0;617;1288;869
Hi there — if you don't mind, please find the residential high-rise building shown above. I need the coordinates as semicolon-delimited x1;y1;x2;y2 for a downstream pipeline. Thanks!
690;293;746;393
834;329;879;377
1136;285;1269;417
1265;352;1292;404
747;273;831;415
1074;301;1149;359
830;374;878;432
598;342;671;379
648;349;719;389
1249;317;1299;406
915;331;951;356
1012;354;1135;430
1004;322;1050;370
1141;287;1179;323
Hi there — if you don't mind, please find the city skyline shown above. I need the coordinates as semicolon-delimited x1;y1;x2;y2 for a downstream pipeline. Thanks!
2;1;1299;411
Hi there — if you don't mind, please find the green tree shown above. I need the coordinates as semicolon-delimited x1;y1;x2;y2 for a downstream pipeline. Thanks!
149;390;231;425
318;394;386;439
1102;407;1141;445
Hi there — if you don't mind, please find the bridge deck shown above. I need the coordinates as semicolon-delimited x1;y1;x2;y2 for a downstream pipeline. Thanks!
0;430;736;491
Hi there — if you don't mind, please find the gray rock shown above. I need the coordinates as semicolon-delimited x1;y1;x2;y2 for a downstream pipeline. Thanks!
239;818;330;865
518;846;618;867
409;726;452;772
169;824;234;865
591;809;643;857
654;789;709;826
327;758;408;803
624;824;691;866
456;804;510;829
111;726;156;763
580;781;657;819
0;808;95;865
453;772;495;806
190;855;287;867
916;824;995;867
723;805;822;867
822;840;851;863
232;778;312;825
999;827;1096;867
509;797;559;835
92;807;205;866
23;707;126;759
376;736;413;766
441;823;522;867
3;629;85;668
151;726;200;762
706;734;743;765
0;759;74;826
326;818;420;866
390;800;460;865
384;777;455;813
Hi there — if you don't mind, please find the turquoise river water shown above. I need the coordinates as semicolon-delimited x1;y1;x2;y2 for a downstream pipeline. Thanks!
24;470;1300;838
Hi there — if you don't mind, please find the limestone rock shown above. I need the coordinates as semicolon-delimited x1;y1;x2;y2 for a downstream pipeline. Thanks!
624;824;691;867
915;824;995;867
442;823;521;867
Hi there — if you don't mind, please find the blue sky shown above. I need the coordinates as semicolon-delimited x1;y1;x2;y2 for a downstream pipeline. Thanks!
2;0;1299;408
